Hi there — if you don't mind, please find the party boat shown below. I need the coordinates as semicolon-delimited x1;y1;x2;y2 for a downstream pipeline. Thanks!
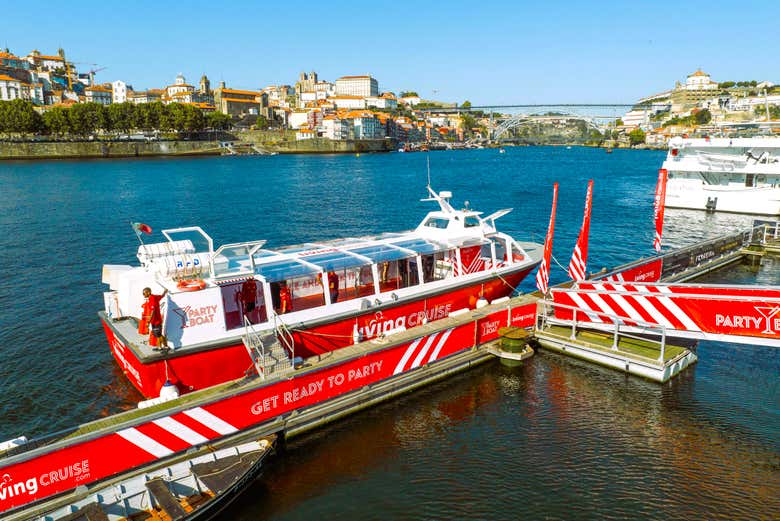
100;187;542;398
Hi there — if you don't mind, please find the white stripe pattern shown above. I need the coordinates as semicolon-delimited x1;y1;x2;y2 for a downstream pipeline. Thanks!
182;407;238;435
393;337;424;375
153;417;209;445
411;332;440;369
117;427;174;458
427;328;453;363
568;244;586;281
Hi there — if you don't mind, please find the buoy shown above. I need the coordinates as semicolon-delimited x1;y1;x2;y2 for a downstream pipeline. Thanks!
159;380;180;400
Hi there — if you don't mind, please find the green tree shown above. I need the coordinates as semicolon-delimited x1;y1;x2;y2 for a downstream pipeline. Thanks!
719;81;735;89
68;103;104;135
205;111;232;130
254;115;269;130
399;91;418;97
461;100;472;109
107;102;137;133
628;128;646;146
460;113;477;135
42;106;71;136
694;108;712;125
0;99;43;135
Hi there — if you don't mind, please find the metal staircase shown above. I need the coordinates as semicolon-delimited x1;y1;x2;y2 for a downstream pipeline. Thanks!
242;315;295;379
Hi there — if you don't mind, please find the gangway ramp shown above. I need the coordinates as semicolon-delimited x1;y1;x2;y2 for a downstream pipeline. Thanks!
534;300;697;382
551;282;780;347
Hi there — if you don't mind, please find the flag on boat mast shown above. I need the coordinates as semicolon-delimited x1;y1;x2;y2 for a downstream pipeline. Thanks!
131;222;152;245
535;182;559;296
568;179;594;282
653;168;668;252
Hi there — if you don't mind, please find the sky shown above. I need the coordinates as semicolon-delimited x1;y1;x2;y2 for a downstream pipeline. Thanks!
3;0;778;105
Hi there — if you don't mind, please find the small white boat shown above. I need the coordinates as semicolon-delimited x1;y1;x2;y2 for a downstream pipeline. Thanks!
29;436;276;521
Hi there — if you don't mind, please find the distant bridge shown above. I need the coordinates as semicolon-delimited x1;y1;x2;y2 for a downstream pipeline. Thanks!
416;104;635;140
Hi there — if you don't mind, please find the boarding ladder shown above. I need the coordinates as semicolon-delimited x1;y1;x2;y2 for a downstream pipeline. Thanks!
241;315;295;379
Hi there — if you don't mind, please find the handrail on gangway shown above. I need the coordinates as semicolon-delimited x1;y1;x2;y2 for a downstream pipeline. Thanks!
535;299;670;363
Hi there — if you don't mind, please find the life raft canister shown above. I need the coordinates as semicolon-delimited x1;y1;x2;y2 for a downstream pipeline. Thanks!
177;278;207;291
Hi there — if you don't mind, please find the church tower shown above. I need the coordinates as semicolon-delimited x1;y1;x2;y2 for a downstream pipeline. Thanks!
200;74;210;95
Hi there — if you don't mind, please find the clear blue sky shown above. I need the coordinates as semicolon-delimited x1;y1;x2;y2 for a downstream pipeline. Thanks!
4;0;778;104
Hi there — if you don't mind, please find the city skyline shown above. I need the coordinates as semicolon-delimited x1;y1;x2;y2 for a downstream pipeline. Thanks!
3;0;779;104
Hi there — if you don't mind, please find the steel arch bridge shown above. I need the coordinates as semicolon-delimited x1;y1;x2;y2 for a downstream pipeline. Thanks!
491;113;613;140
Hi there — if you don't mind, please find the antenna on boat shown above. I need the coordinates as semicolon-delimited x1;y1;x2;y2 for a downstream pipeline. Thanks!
426;154;431;190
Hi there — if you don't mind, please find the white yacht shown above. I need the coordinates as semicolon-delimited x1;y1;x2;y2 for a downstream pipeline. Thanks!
662;136;780;215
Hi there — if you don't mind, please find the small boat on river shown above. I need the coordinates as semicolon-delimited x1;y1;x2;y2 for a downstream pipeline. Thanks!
100;187;542;398
23;436;275;521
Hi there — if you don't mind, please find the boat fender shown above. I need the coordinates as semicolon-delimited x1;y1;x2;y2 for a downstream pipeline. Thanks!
177;278;207;291
476;296;489;309
159;380;180;400
352;323;362;344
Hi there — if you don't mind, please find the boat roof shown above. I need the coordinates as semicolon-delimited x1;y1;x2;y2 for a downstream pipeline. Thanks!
148;187;512;283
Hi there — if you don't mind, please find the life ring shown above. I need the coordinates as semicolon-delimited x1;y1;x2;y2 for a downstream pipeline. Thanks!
177;279;207;291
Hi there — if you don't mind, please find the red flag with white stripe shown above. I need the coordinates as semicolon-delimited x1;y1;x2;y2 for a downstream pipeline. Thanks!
536;182;559;295
653;168;668;252
568;179;593;282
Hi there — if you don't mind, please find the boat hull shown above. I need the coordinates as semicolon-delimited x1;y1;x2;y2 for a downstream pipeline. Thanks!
103;268;535;398
3;300;536;516
666;180;780;215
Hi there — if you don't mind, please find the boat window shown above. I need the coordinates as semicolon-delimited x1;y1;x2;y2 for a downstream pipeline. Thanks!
464;216;481;228
379;257;419;291
324;264;375;303
391;238;446;255
271;274;324;314
421;250;456;282
511;243;526;262
221;280;267;330
492;238;507;265
424;217;450;229
746;174;755;187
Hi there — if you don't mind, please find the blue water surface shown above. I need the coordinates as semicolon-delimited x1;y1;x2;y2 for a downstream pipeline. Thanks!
0;147;777;519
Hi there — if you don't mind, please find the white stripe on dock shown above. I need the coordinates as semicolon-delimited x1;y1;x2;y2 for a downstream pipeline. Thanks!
153;417;209;445
182;407;238;435
411;332;440;369
427;328;453;363
117;428;174;458
393;337;424;375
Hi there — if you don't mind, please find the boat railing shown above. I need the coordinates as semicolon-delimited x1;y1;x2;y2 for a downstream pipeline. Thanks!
242;315;267;379
274;314;296;362
535;299;671;363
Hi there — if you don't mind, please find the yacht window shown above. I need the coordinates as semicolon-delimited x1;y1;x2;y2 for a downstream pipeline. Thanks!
323;264;375;304
379;257;419;290
421;250;456;282
492;238;507;265
464;216;480;228
424;217;450;229
746;174;755;187
271;274;324;314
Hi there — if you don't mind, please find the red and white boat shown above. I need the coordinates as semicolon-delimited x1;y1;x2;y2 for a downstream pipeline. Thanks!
100;187;542;398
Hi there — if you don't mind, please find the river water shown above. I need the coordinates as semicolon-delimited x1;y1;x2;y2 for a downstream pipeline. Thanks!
0;147;777;519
